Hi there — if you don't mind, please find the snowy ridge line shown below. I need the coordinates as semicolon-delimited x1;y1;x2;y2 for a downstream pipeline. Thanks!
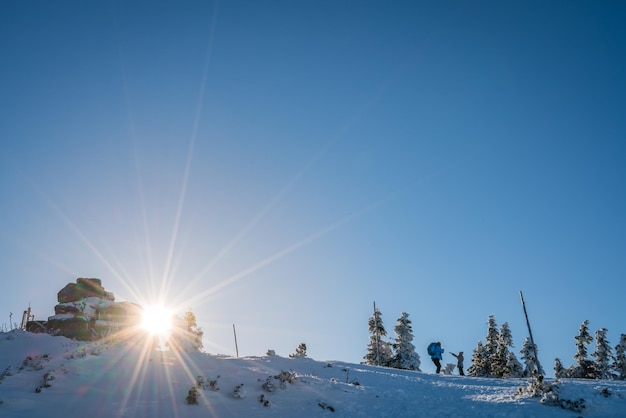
1;330;626;417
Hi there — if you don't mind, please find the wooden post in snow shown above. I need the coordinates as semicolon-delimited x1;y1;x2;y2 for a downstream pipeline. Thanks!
520;291;543;376
373;301;380;366
233;324;239;357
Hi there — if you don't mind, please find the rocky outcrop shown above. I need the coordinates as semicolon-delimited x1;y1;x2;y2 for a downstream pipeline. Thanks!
25;320;47;333
57;278;114;303
43;278;142;341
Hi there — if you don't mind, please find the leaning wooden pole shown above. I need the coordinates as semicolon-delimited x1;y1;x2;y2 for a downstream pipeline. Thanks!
520;291;543;376
233;324;239;358
373;301;380;366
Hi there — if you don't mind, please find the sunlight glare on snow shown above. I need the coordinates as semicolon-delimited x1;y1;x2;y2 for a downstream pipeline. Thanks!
141;305;173;336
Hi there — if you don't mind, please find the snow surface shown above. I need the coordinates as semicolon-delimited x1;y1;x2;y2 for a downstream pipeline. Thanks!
1;331;625;417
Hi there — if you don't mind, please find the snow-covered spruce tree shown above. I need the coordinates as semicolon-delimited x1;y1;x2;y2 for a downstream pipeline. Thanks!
185;310;204;351
484;315;499;376
554;358;567;379
591;328;614;380
613;334;626;380
379;341;394;366
572;320;595;379
467;341;489;377
167;310;204;352
492;322;522;378
390;312;421;371
506;351;524;378
520;337;544;377
363;308;392;367
289;343;307;358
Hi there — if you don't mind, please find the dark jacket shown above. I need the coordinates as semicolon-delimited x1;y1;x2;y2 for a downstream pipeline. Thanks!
450;352;464;367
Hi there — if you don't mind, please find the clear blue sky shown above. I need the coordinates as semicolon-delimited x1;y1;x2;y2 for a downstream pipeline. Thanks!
1;1;625;375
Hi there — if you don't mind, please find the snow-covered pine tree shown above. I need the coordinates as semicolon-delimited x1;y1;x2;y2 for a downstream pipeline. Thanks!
554;358;567;379
520;336;544;377
390;312;421;371
613;334;626;380
184;310;204;351
363;307;392;367
167;310;204;352
572;320;595;379
289;343;307;358
492;322;522;378
592;328;614;380
485;315;499;376
506;351;524;378
467;341;489;377
379;341;394;367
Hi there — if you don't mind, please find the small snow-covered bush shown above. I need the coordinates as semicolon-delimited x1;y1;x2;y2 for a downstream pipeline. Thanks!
232;384;245;399
258;394;270;407
208;376;220;391
21;355;49;371
262;376;277;393
442;363;456;375
318;401;335;412
186;386;199;405
195;375;220;391
517;375;586;413
275;370;297;384
0;366;13;382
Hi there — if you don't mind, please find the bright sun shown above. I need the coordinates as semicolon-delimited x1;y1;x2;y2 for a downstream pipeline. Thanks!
141;306;172;336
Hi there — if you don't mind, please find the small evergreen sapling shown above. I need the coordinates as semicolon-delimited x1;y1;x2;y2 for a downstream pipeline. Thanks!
613;334;626;380
554;358;567;379
289;343;307;358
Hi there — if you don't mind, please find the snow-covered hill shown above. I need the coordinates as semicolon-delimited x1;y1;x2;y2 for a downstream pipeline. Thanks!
1;331;625;417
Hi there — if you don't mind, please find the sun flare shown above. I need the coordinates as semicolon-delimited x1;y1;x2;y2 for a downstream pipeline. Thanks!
141;305;172;336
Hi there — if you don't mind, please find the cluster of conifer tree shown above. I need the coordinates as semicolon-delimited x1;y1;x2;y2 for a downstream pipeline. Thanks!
468;316;626;380
554;320;626;380
364;310;626;381
363;308;421;371
467;315;543;378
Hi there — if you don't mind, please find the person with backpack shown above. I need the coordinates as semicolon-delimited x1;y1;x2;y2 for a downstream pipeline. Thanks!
450;351;465;376
428;342;444;374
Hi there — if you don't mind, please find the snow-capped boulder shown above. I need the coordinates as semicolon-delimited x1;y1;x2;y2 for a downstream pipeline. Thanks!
57;277;114;303
41;278;142;341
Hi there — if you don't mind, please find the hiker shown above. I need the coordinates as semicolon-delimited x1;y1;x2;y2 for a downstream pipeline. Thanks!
450;351;465;376
428;342;444;374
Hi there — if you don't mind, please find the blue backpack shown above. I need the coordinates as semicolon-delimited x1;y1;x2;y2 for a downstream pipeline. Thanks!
427;342;438;356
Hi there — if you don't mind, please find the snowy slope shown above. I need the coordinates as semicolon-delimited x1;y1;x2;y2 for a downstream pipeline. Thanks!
1;331;625;417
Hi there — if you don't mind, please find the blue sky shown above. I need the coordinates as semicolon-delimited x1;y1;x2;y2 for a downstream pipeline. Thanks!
1;1;625;375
